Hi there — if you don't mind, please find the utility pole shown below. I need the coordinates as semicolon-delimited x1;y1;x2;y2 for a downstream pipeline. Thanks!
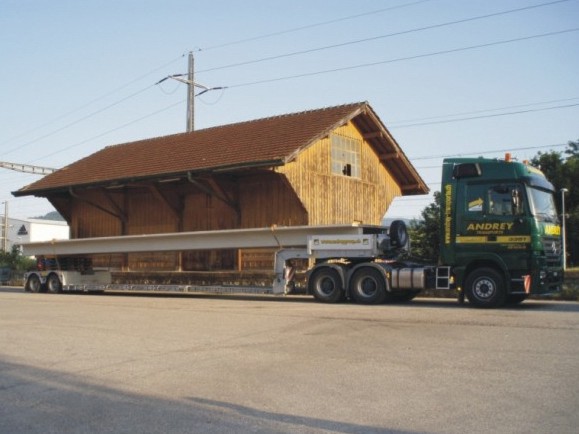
156;52;226;133
2;201;8;252
561;188;568;271
187;51;195;132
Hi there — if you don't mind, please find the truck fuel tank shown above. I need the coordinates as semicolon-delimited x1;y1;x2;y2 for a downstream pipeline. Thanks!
391;268;426;290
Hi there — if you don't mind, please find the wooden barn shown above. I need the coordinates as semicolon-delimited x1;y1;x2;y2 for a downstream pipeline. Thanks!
14;102;428;273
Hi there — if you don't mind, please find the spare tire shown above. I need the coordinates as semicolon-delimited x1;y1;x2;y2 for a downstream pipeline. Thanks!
389;220;408;248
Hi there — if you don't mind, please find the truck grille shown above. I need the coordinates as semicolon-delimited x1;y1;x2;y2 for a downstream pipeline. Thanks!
542;237;562;266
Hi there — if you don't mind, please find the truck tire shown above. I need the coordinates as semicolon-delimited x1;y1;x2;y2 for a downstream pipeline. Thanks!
465;267;506;308
46;274;63;294
350;267;387;304
309;268;344;303
389;220;408;248
26;274;43;293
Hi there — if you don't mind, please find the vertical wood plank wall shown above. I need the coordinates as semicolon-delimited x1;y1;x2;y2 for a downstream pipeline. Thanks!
278;121;400;226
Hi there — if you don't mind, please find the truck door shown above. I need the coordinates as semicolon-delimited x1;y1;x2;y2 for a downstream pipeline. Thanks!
455;182;528;267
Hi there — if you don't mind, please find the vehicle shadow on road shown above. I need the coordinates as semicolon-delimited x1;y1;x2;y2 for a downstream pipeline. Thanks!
0;359;415;434
4;286;577;312
186;396;417;434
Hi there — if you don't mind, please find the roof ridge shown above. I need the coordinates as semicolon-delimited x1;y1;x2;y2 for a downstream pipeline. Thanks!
101;101;369;152
101;101;367;151
199;101;368;132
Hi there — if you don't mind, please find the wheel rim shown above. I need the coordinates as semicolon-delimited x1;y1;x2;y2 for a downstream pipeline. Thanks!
358;276;378;297
473;277;496;300
29;277;41;292
47;276;61;292
318;277;336;295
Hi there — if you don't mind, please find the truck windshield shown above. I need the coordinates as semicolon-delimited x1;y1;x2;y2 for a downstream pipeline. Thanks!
527;186;558;223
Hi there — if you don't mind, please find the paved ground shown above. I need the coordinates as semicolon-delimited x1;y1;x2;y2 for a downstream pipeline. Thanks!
1;287;578;433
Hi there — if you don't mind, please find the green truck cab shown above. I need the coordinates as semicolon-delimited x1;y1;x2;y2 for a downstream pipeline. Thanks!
440;155;564;307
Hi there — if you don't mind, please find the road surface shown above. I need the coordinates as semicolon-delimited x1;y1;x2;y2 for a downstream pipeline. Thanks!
1;288;578;433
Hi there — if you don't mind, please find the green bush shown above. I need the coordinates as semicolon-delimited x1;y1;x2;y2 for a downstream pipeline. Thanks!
0;246;36;278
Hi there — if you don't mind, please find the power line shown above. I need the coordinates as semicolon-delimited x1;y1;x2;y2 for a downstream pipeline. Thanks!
200;0;432;51
31;99;186;163
8;3;574;162
392;102;579;129
199;0;572;74
389;96;579;126
410;142;569;161
3;85;156;157
0;54;184;150
226;27;579;89
18;22;578;164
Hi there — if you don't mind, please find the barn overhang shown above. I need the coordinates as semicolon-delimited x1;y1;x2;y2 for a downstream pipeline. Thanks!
12;158;286;198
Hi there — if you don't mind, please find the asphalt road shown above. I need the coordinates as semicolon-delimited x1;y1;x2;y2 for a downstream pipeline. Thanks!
1;287;578;434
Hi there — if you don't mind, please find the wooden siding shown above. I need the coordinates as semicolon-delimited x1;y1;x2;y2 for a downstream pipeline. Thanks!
69;190;123;238
277;121;401;225
239;172;308;228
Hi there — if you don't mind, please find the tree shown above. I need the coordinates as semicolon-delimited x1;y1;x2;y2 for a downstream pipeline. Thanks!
531;140;579;267
0;245;36;272
408;191;441;263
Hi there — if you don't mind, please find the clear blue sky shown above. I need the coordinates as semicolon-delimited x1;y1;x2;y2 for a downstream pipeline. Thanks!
1;0;578;220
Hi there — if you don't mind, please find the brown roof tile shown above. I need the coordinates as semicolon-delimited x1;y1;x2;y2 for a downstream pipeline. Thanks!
14;102;428;196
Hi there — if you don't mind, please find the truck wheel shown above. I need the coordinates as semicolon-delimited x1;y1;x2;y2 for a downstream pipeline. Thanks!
309;268;344;303
465;268;506;308
46;274;63;294
350;268;387;304
26;275;43;293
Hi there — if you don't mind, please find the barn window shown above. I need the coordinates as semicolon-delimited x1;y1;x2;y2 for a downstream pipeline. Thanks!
330;134;361;178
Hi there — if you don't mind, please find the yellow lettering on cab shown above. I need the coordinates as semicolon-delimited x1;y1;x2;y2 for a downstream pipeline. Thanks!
544;225;561;236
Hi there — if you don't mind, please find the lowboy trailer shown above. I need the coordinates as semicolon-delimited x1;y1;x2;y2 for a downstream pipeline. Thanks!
21;222;448;303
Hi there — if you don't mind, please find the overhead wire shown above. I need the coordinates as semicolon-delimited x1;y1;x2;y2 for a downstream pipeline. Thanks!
0;54;185;150
7;2;437;164
199;0;433;51
410;142;570;161
388;96;579;126
3;84;156;157
3;3;433;162
13;2;578;165
226;27;579;89
391;102;579;128
30;99;186;163
198;0;573;74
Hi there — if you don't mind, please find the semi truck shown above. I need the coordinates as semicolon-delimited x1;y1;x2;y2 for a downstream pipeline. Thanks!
21;154;564;308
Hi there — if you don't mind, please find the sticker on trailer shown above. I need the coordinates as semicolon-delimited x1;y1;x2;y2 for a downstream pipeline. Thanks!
308;235;373;250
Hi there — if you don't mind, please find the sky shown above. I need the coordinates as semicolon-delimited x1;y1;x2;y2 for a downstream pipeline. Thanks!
1;0;578;221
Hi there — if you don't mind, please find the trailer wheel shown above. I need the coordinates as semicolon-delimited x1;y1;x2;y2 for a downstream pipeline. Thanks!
309;268;344;303
465;267;506;308
350;268;387;304
26;274;43;293
46;274;63;294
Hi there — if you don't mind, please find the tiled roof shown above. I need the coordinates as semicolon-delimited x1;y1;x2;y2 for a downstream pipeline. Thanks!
14;102;428;196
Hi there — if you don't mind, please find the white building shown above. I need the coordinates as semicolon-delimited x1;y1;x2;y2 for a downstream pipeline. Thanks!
1;217;69;252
